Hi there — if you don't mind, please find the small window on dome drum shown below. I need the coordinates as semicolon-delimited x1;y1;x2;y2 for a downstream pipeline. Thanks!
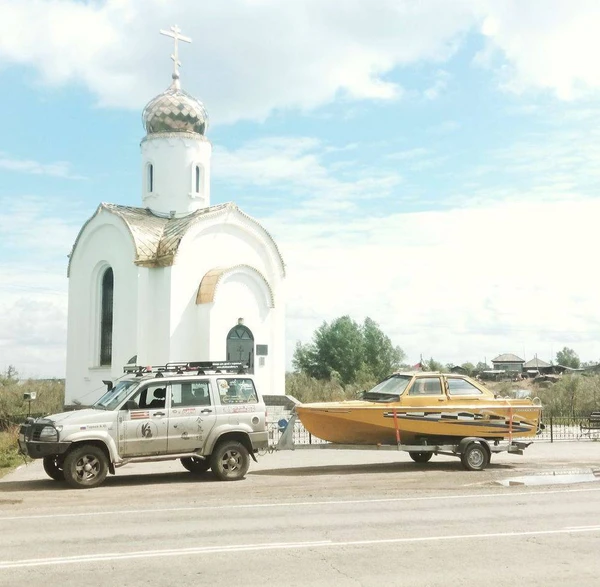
195;165;201;193
148;163;154;193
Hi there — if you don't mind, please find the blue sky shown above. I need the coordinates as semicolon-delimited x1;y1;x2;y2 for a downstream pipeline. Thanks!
1;0;600;377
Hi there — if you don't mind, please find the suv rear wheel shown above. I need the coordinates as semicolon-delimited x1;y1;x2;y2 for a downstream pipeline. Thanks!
181;457;211;475
43;455;64;481
63;445;109;489
210;441;249;481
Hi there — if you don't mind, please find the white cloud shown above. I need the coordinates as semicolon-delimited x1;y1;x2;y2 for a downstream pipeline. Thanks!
0;195;80;377
2;1;600;123
274;196;600;368
212;133;600;367
0;153;85;179
476;0;600;99
213;137;404;215
0;0;476;123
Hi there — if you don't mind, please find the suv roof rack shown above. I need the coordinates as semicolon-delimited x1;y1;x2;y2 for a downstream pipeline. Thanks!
123;361;249;377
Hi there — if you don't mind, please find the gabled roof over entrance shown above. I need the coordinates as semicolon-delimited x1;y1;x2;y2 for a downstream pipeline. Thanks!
68;202;285;276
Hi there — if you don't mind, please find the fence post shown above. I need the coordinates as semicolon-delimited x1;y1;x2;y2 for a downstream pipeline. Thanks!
550;415;553;443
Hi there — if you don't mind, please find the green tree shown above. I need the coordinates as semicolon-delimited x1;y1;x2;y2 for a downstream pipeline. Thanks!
362;317;405;381
292;316;404;385
556;347;581;369
423;357;444;372
475;361;489;373
460;362;476;376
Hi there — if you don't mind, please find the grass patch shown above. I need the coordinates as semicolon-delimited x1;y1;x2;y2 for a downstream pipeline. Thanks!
0;427;27;478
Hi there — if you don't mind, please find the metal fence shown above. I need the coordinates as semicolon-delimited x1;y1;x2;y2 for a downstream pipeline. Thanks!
536;414;600;442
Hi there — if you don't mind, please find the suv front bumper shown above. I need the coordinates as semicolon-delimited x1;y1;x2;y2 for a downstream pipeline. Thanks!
18;424;71;459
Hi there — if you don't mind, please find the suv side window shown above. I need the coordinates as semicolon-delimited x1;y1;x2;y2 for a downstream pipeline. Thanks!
127;384;167;410
170;381;212;407
217;378;258;404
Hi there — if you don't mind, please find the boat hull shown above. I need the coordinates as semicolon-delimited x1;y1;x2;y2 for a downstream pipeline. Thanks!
296;402;542;445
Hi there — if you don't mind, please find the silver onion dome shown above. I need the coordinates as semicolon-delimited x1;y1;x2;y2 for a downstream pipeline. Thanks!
142;79;208;135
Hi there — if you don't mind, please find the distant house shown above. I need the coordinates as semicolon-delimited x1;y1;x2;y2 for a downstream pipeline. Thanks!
523;358;550;370
522;357;551;377
492;353;525;374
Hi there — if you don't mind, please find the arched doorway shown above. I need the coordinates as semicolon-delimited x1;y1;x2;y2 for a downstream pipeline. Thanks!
226;321;254;373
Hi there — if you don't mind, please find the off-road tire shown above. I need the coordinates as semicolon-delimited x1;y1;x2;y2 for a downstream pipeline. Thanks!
210;441;250;481
43;455;65;481
181;457;211;475
63;444;109;489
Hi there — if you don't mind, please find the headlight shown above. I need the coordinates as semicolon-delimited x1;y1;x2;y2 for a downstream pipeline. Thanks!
39;426;58;442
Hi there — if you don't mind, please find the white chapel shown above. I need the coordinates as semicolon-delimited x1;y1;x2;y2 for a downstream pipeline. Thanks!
65;27;286;406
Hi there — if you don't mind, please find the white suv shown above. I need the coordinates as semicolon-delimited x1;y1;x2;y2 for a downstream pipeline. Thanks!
18;362;268;489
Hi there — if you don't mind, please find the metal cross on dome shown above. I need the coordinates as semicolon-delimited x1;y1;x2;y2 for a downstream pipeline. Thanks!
160;25;192;80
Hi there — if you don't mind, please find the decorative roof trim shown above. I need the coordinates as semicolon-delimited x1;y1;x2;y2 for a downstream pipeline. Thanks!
68;202;285;278
196;265;275;308
141;131;209;145
67;203;144;277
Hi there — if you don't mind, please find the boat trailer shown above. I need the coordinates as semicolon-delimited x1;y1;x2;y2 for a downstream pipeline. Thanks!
275;414;532;471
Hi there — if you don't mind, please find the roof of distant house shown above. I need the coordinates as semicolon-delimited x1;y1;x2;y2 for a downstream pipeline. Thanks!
492;353;525;363
523;358;551;368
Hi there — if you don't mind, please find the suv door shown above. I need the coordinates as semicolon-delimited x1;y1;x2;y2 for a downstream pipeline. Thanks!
118;383;169;457
166;380;217;454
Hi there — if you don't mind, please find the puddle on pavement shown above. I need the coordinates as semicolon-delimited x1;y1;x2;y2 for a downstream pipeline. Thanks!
497;468;600;487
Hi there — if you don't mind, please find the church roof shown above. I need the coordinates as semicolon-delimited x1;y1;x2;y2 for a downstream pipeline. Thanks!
68;202;285;276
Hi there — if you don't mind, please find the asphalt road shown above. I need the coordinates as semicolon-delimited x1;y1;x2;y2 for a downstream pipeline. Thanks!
1;442;599;587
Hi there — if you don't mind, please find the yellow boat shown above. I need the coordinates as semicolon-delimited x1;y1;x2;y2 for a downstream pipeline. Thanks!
296;372;542;445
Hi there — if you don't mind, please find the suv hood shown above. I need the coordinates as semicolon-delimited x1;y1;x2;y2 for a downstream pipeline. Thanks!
42;409;114;426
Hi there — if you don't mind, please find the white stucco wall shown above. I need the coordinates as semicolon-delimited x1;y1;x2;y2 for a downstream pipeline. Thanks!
66;206;285;405
141;133;212;215
65;212;139;405
169;211;286;396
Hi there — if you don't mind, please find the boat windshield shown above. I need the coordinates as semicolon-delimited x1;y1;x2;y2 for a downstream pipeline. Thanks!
93;379;139;411
362;375;412;402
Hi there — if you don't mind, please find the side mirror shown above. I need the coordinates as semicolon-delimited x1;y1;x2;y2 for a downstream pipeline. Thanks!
122;400;138;411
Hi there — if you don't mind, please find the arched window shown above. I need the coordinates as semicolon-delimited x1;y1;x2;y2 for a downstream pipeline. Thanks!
100;267;114;366
195;165;201;193
147;163;154;193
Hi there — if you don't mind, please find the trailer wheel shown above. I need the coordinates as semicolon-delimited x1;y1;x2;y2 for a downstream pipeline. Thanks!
460;442;489;471
181;457;210;475
409;451;432;463
43;455;64;481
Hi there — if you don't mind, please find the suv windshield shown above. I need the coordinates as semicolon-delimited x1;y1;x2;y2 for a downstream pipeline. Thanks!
94;379;139;410
363;375;412;402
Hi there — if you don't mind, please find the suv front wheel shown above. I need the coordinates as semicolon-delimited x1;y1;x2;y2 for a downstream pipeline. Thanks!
63;444;109;489
210;441;249;481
